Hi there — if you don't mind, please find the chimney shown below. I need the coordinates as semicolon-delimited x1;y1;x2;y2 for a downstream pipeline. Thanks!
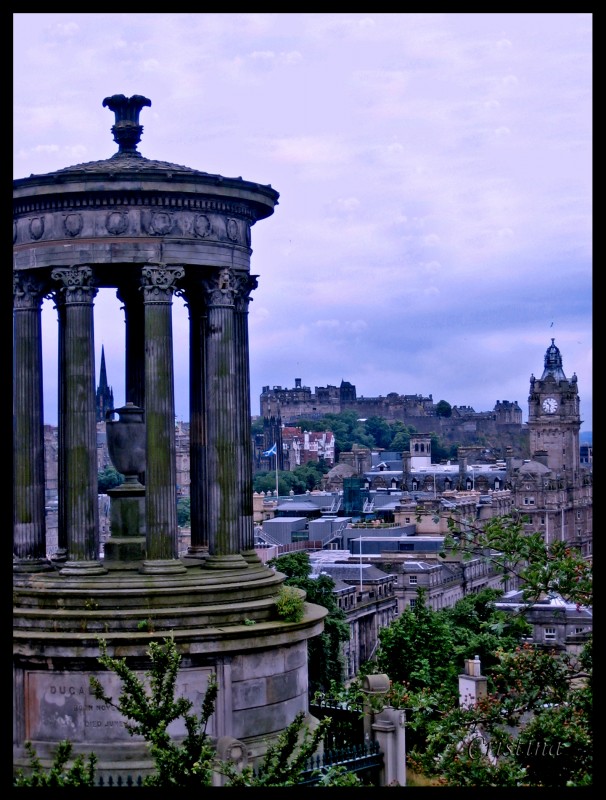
458;655;487;709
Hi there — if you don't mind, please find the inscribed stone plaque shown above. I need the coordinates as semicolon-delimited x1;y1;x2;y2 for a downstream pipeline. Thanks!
25;668;215;742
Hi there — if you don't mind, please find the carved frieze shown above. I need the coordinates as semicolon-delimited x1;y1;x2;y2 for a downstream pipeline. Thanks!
29;217;45;240
64;213;83;237
14;203;253;249
149;211;172;236
194;214;212;238
106;211;129;235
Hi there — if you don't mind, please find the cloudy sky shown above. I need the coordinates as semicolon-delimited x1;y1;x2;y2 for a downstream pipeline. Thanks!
13;13;592;433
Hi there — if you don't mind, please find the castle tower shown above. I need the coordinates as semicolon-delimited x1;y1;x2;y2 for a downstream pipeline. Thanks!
527;339;581;479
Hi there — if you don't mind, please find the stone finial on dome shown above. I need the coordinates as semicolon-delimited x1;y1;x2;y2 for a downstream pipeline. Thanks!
102;94;152;157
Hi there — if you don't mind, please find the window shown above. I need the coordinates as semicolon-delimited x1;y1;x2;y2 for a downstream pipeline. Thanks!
524;497;535;505
544;627;556;641
575;627;586;635
409;599;417;608
577;511;582;520
405;517;411;523
409;575;418;585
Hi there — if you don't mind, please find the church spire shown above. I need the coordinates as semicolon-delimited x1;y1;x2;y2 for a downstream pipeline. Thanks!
96;346;114;422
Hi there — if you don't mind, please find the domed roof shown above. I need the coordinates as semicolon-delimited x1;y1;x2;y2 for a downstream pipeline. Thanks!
326;463;356;479
14;94;278;214
518;460;551;475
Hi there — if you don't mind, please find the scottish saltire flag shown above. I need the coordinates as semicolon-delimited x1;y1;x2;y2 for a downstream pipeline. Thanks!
263;443;277;457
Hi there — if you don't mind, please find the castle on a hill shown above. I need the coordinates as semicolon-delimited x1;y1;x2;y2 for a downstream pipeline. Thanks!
260;379;526;454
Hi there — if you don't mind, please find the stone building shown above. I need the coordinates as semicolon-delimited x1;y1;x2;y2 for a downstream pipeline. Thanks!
13;94;324;780
260;379;525;450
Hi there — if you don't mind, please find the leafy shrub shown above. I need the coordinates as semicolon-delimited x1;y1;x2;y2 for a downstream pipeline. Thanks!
275;585;305;623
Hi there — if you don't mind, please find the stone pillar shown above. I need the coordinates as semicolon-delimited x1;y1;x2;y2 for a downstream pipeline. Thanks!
117;283;145;409
371;708;406;787
117;284;145;485
13;272;52;572
185;289;209;558
51;266;106;575
140;265;186;574
203;268;247;569
234;272;259;559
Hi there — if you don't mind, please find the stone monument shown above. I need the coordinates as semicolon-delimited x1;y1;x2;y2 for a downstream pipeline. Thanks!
13;94;326;780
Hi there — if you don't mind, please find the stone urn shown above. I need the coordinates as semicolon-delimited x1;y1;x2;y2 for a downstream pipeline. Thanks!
106;403;146;486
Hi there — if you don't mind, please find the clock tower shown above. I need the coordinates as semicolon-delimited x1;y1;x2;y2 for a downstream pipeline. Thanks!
527;339;581;477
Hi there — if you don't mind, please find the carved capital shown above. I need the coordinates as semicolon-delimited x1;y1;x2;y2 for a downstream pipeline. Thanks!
51;266;97;303
202;268;237;307
141;265;185;303
233;272;259;312
13;272;45;310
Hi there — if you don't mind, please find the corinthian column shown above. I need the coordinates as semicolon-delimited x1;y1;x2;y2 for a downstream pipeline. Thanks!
140;265;186;574
202;268;247;569
51;266;106;575
234;272;259;560
184;288;209;559
13;272;52;572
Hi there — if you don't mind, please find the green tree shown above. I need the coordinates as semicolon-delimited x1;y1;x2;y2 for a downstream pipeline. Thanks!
429;432;457;462
98;465;124;493
269;552;349;694
435;400;452;418
388;421;415;453
441;588;530;672
14;741;97;787
364;416;393;449
334;512;592;787
89;636;359;787
177;497;191;528
375;588;457;692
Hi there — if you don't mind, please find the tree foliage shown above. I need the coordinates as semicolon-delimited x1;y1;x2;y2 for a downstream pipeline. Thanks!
92;636;361;786
14;741;97;787
375;588;457;692
177;497;191;527
334;512;592;787
253;461;330;495
90;637;218;787
435;400;452;418
443;511;592;608
284;410;461;459
269;552;350;694
98;465;124;493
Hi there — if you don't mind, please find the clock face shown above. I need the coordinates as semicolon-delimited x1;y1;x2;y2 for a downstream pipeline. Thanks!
542;397;558;414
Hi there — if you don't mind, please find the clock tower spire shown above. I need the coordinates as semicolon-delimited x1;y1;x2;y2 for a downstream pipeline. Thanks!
527;339;581;477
